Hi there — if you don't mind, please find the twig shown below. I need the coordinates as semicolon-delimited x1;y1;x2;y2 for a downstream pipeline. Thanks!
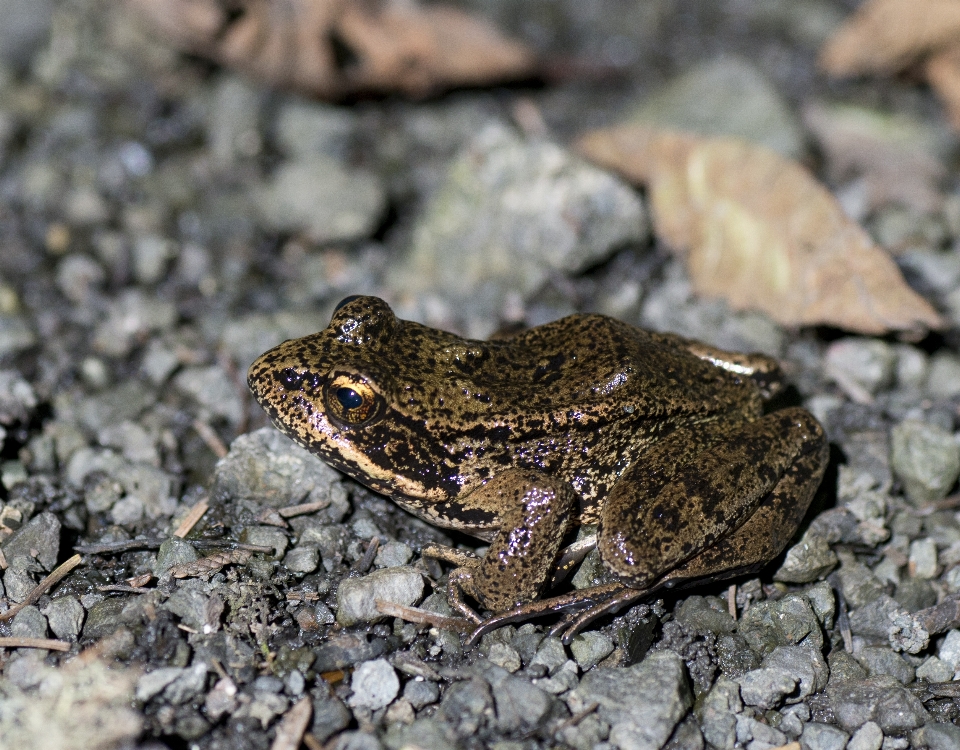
554;701;598;732
270;696;313;750
98;585;152;594
374;600;474;633
0;548;7;570
286;591;320;602
174;498;209;538
356;538;379;574
0;554;82;622
302;735;323;750
192;419;228;458
0;637;71;651
278;500;330;518
915;593;960;636
75;538;273;555
727;584;737;621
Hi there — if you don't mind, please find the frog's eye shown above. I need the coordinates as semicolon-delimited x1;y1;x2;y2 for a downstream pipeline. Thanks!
333;295;362;315
325;373;381;425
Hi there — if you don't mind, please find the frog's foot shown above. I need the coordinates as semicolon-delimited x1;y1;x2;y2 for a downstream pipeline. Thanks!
421;543;479;567
463;582;630;648
547;586;649;644
445;566;485;624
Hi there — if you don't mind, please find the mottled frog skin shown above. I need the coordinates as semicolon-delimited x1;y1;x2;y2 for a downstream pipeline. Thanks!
248;296;828;640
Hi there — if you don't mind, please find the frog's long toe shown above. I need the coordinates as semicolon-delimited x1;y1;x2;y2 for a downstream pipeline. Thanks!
550;586;648;644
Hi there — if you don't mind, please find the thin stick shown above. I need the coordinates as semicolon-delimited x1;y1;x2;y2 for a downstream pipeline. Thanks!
374;600;474;633
0;548;7;569
174;498;210;538
0;637;71;651
193;419;228;458
98;585;152;594
0;554;82;622
727;584;737;621
75;538;273;555
278;500;331;518
270;696;313;750
302;734;323;750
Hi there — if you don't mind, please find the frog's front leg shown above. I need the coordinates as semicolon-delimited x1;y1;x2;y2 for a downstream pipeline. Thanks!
600;407;827;588
437;469;578;622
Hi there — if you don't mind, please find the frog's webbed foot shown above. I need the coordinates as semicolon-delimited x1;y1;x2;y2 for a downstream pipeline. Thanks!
463;581;642;648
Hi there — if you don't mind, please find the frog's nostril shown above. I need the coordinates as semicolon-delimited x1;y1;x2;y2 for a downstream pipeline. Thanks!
279;368;303;390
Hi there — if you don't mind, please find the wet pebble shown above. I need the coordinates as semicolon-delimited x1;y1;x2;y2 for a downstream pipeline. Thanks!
827;676;929;734
402;678;440;709
284;545;320;574
335;566;424;626
890;419;960;506
847;721;883;750
11;605;47;639
570;631;614;671
800;721;849;750
40;596;85;641
1;511;59;570
736;667;796;709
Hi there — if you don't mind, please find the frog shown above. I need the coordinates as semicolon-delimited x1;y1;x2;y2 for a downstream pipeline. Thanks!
247;295;828;644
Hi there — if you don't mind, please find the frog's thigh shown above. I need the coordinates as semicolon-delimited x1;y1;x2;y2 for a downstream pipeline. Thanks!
467;469;578;611
599;407;826;588
659;433;828;587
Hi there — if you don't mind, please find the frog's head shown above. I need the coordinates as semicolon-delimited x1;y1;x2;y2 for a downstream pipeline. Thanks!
247;295;463;500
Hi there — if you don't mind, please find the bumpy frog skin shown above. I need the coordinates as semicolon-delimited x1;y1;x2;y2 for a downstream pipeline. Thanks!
248;296;828;642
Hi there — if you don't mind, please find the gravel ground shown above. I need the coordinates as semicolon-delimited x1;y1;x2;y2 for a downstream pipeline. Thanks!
4;1;960;749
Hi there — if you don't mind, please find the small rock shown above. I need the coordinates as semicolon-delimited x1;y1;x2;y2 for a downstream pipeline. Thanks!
825;338;896;398
803;581;836;629
255;157;386;244
137;667;184;702
800;721;849;750
241;526;288;558
41;596;85;641
737;713;788;747
212;427;348;522
487;642;522;673
384;717;457;750
737;667;796;709
395;123;647;328
675;595;735;634
486;666;557;732
207;76;264;165
403;678;440;709
848;721;883;750
854;647;915;685
827;675;929;734
530;636;568;676
275;99;354;159
763;643;829;699
2;561;36;602
347;659;400;711
173;366;245;426
916;655;953;682
335;566;424;626
774;534;838;583
893;577;937;613
736;594;823;655
628;56;805;158
0;0;53;69
1;511;60;571
165;662;209;705
92;290;176;357
890;419;960;506
374;541;413;569
913;723;960;750
570;631;615;671
0;370;37;424
284;545;320;574
567;650;692;750
909;538;939;579
154;537;199;575
163;585;224;633
926;352;960;400
0;315;37;357
695;676;742;750
835;553;886;609
11;605;48;639
110;495;144;526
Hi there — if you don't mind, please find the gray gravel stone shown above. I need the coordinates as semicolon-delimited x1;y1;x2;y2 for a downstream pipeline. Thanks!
255;157;386;244
763;643;829;699
628;56;805;157
173;365;245;426
403;678;440;709
383;717;457;750
336;566;424;626
0;0;53;69
737;667;796;709
675;595;735;634
275;99;354;159
849;594;929;654
163;585;224;633
774;534;838;583
0;370;37;424
41;596;85;641
486;665;557;732
1;511;59;571
395;123;647;328
2;559;36;603
736;594;823;655
568;650;692;750
570;631;615;671
827;675;929;734
530;636;568;675
803;581;836;629
347;658;399;710
855;647;916;685
207;76;264;165
736;713;788;748
0;315;37;357
154;537;199;575
137;667;184;702
284;545;320;574
11;605;47;639
212;427;348;521
913;723;960;750
373;541;412;569
909;538;939;579
800;722;849;750
312;687;352;742
92;290;177;357
891;419;960;505
926;352;960;400
848;721;883;750
486;642;522;673
440;677;492;737
916;655;953;682
825;338;896;398
695;676;742;750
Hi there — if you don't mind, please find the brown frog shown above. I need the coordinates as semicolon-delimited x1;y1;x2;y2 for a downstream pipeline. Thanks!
247;295;828;643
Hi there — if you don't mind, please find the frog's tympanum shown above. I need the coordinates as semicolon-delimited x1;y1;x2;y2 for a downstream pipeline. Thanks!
248;296;828;643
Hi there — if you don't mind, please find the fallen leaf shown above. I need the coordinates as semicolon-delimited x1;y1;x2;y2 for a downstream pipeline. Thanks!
126;0;536;99
926;41;960;130
819;0;960;76
801;101;949;215
576;125;945;335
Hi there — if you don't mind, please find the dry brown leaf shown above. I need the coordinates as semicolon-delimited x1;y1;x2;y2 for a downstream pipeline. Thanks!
801;101;948;215
126;0;535;99
927;42;960;130
819;0;960;76
576;125;945;335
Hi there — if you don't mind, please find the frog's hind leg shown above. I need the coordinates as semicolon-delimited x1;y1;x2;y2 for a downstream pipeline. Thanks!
599;407;827;592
